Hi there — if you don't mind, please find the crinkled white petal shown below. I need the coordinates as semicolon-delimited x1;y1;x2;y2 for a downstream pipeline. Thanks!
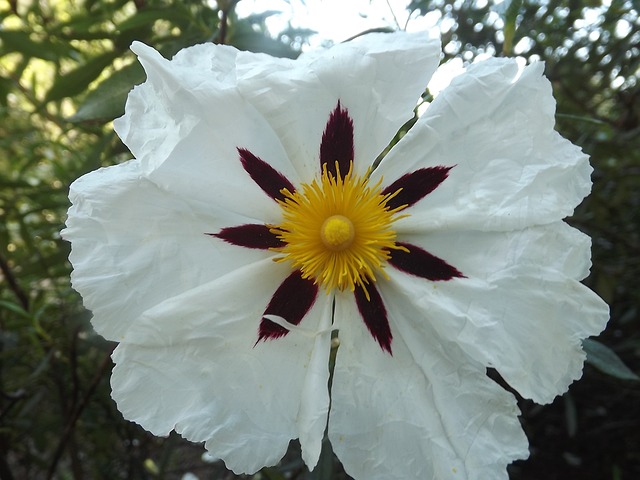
386;264;609;404
297;300;333;470
111;259;332;474
114;42;299;223
399;221;593;281
329;292;529;480
115;33;440;214
235;31;441;178
375;58;592;232
62;159;269;340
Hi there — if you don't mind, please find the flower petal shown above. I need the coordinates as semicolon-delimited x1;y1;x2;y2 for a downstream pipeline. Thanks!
385;263;609;404
329;292;529;480
235;31;441;177
114;42;301;224
298;300;333;470
375;58;592;231
398;221;593;282
62;160;271;340
111;259;332;474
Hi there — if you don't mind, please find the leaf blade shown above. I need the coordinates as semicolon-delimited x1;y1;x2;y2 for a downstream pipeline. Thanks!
583;338;640;382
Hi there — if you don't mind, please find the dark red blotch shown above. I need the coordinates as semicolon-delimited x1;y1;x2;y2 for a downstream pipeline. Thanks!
354;283;393;354
382;166;453;210
389;242;464;281
239;148;296;202
210;224;284;250
320;101;354;179
257;270;319;342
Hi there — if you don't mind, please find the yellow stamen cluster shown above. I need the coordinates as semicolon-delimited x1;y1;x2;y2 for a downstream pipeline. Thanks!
271;162;408;298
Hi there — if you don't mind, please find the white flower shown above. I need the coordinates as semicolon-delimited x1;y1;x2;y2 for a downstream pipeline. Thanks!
63;32;609;480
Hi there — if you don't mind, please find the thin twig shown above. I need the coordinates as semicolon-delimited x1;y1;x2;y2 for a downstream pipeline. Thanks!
385;0;401;30
217;0;239;45
46;346;115;480
218;8;229;44
0;252;29;311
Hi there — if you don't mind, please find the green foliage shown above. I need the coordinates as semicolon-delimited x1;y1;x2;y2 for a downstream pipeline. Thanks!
0;0;638;479
583;339;640;381
70;61;145;122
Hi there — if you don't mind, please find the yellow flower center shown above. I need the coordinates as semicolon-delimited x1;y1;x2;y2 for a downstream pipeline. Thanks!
320;215;354;251
271;162;408;299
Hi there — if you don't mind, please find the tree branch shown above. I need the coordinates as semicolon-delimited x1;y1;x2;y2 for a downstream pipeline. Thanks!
46;346;114;480
0;253;29;311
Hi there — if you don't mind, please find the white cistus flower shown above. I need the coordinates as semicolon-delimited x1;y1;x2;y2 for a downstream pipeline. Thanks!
62;31;609;480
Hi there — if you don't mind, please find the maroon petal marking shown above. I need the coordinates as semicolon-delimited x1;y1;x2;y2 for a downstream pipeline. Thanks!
258;270;319;342
390;242;464;281
382;166;453;210
354;283;393;354
320;101;354;178
209;224;284;250
239;147;296;201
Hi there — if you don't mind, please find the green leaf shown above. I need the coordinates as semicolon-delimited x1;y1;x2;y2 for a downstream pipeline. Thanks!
262;468;287;480
229;29;298;58
0;300;31;320
116;8;192;32
556;113;607;125
56;14;115;41
44;51;118;103
502;0;523;56
583;338;640;381
70;61;145;122
0;76;11;107
243;10;282;24
0;30;71;61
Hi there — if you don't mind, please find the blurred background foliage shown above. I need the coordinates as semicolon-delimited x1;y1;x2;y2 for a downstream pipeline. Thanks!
0;0;638;478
